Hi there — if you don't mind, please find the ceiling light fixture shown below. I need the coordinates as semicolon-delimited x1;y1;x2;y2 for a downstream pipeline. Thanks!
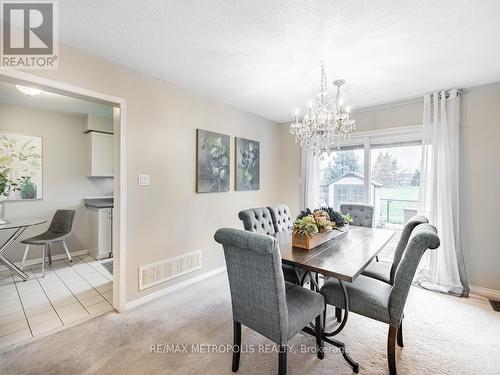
290;62;356;155
16;85;43;96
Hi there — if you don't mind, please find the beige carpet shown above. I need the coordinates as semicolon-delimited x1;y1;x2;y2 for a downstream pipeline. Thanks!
1;272;499;375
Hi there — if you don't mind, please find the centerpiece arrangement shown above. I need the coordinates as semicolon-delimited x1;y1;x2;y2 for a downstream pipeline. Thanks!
292;207;352;250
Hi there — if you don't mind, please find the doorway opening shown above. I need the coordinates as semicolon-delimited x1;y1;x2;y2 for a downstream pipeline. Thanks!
0;70;126;350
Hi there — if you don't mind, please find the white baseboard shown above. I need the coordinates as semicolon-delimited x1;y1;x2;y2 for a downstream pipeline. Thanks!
0;249;89;271
125;266;226;311
470;285;500;301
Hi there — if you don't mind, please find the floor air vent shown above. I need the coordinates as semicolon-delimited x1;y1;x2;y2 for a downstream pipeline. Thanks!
139;251;202;290
490;300;500;312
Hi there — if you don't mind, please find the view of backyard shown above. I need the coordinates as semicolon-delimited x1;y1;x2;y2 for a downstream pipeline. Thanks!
380;186;419;224
319;143;422;227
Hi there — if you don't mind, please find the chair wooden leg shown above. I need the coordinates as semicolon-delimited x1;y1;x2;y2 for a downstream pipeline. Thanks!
315;314;324;360
278;345;287;375
397;320;404;347
62;240;73;265
322;308;327;332
335;307;342;322
21;245;30;270
232;321;241;372
388;325;398;375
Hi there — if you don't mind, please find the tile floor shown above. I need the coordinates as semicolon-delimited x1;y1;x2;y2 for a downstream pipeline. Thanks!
0;255;114;351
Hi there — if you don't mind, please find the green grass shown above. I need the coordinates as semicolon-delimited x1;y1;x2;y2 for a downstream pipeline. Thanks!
379;186;419;224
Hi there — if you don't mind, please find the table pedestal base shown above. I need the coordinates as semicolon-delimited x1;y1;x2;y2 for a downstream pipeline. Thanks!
301;326;359;373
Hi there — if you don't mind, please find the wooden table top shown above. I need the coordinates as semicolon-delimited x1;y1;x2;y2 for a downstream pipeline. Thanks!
274;226;395;282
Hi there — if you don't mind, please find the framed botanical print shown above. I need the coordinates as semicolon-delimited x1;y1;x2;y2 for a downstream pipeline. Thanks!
0;132;43;201
196;129;230;193
235;137;259;191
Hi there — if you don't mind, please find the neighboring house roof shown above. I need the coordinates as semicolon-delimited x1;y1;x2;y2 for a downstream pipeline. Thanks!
326;171;382;187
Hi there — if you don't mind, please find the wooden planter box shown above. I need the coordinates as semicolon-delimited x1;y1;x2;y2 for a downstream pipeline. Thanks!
292;227;348;250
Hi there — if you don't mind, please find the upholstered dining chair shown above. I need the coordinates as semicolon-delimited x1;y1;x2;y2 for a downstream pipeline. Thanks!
238;206;305;285
21;210;76;277
362;215;429;285
214;228;325;375
267;204;293;233
320;224;440;375
335;203;377;321
238;207;276;236
361;215;429;347
340;203;375;228
267;204;308;285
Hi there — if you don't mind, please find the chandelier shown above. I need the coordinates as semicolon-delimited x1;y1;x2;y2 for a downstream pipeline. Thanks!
290;63;356;155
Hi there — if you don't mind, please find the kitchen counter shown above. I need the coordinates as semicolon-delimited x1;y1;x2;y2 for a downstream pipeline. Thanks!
85;198;114;209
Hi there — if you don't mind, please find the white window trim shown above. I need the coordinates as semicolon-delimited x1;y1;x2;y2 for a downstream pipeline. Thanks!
340;124;423;147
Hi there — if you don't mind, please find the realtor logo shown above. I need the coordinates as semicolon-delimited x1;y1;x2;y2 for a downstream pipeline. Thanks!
1;1;58;68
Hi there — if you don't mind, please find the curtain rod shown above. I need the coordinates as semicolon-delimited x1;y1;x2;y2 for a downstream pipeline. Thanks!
352;89;464;114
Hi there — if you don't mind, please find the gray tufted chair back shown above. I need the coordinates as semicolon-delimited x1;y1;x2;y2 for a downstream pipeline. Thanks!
340;203;375;228
389;215;428;284
268;204;293;233
214;228;288;344
48;210;76;236
238;207;276;235
388;224;440;326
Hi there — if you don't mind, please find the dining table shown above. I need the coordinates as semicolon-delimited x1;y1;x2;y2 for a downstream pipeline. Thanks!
0;219;46;281
274;225;395;373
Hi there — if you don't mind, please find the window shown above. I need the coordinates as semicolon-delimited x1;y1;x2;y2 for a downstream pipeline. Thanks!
353;185;364;202
319;147;364;210
316;126;423;228
371;141;422;226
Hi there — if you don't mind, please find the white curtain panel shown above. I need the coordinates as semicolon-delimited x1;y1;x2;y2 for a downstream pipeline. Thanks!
300;149;320;210
416;90;469;297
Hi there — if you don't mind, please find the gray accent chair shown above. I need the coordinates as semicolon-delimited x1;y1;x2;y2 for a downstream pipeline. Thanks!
238;206;305;285
238;207;275;235
268;204;308;285
214;228;325;375
268;204;293;232
336;203;376;321
320;224;440;375
361;215;429;347
340;203;375;228
21;210;76;277
362;215;429;285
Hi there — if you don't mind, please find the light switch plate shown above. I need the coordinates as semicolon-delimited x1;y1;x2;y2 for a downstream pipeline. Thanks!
138;174;151;186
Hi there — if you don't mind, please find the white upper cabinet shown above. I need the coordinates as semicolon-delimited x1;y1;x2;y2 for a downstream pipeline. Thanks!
84;114;114;133
87;131;114;177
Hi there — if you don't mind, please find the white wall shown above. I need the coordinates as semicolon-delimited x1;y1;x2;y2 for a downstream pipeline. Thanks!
13;44;284;303
0;103;113;263
279;81;500;291
460;82;500;292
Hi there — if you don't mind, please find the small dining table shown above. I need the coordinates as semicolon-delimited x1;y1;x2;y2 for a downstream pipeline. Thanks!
274;225;395;373
0;219;46;281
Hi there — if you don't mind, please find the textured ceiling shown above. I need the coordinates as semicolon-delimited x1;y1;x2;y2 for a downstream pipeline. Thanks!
59;0;500;122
